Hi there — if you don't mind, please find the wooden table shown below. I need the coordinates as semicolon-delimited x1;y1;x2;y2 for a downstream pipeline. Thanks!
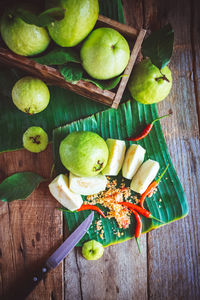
0;0;200;299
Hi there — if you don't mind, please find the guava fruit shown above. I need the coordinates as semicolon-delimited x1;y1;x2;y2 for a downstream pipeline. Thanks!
130;159;160;194
23;126;48;153
12;76;50;114
0;7;50;56
82;240;104;260
128;59;172;104
47;0;99;47
69;172;107;195
80;27;130;80
59;131;109;177
49;174;83;211
101;139;126;176
122;144;146;180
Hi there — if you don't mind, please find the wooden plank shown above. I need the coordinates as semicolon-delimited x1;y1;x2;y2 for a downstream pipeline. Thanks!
97;14;139;38
112;29;146;108
0;146;63;299
64;236;147;300
142;0;200;299
63;3;148;300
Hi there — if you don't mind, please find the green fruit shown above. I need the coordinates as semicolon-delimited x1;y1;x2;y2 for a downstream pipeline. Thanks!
82;240;104;260
12;76;50;114
23;126;48;153
47;0;99;47
0;9;50;56
128;59;172;104
59;131;109;177
81;27;130;80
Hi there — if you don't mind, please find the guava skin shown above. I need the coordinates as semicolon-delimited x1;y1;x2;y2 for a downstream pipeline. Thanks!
0;12;50;56
12;76;50;114
23;126;48;153
82;240;104;260
47;0;99;47
128;59;172;104
80;27;130;80
59;131;109;177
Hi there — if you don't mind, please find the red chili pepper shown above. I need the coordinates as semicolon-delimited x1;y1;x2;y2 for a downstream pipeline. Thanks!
130;208;142;253
127;112;172;142
140;164;169;208
119;202;164;223
77;204;106;218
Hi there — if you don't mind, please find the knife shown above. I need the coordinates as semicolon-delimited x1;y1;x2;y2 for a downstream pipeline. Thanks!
11;212;94;300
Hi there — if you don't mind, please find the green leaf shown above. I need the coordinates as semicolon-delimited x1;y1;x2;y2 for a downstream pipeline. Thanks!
0;67;107;153
83;75;123;90
52;100;188;247
142;24;174;69
12;7;65;27
59;64;84;84
33;47;81;65
0;172;45;202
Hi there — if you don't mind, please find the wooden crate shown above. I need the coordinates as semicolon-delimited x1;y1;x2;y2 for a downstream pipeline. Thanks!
0;15;146;109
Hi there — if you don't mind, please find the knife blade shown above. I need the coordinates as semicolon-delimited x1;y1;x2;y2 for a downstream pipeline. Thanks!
11;212;94;300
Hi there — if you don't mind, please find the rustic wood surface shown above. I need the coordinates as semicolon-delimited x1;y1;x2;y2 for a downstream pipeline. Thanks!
0;0;200;299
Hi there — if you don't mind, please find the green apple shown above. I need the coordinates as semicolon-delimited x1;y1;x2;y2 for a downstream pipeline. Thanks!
47;0;99;47
12;76;50;114
0;7;50;56
59;131;109;177
80;27;130;80
128;59;172;104
23;126;48;153
82;240;104;260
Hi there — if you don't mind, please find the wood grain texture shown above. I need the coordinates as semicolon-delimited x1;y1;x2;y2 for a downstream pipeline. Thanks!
112;29;146;108
0;1;199;300
141;0;200;299
0;146;63;299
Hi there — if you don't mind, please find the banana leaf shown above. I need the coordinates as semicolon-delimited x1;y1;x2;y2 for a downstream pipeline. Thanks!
0;0;125;153
52;100;188;247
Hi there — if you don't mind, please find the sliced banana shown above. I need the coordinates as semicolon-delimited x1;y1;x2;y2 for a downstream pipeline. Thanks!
49;174;83;211
122;144;146;180
69;172;107;195
101;139;126;176
130;159;160;194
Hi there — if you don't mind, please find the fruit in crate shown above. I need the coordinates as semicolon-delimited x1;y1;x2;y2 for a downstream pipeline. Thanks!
128;59;172;104
69;173;107;195
59;131;109;177
0;6;50;56
12;76;50;114
82;240;104;260
130;159;160;194
101;139;126;176
122;144;146;179
23;126;48;153
47;0;99;47
80;27;130;80
49;174;83;211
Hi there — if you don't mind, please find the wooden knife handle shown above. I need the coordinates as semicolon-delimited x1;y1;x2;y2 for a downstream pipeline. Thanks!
6;264;51;300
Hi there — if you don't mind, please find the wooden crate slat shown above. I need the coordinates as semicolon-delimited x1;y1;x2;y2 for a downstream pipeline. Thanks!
112;29;147;108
